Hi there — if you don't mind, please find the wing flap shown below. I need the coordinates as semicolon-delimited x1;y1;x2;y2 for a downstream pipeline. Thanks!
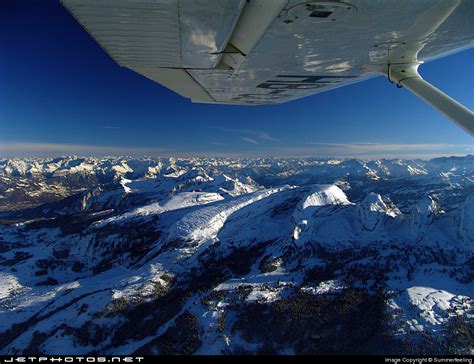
131;67;215;103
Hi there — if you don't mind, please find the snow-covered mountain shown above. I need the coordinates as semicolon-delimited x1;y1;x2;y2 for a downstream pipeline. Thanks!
0;156;472;355
2;155;472;213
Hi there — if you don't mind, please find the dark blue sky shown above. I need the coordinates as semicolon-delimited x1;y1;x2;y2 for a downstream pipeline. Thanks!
1;1;473;158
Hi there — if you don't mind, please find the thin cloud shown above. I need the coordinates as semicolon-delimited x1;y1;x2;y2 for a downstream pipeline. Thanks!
174;142;472;159
306;142;474;154
0;141;471;160
257;132;279;142
211;126;279;143
101;125;121;130
0;142;167;158
241;137;259;144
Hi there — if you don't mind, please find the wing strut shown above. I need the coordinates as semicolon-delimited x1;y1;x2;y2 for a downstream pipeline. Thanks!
387;63;474;135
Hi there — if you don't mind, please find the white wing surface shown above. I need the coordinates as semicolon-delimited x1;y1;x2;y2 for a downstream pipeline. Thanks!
61;0;474;133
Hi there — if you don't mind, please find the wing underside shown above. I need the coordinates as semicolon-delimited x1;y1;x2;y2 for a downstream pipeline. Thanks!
60;0;474;105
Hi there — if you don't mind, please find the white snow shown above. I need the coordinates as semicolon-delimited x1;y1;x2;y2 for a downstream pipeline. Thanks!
387;268;474;336
0;274;24;300
301;280;345;295
162;192;224;211
169;187;289;251
292;185;352;241
300;185;351;210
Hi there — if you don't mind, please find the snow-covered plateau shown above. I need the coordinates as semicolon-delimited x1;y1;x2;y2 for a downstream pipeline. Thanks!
0;155;472;355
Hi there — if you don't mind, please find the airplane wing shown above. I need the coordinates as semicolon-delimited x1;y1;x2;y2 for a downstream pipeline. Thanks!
61;0;474;131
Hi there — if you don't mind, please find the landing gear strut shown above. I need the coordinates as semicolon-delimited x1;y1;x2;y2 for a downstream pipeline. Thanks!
387;63;474;135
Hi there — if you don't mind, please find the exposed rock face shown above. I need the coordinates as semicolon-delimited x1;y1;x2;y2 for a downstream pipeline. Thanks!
460;195;474;243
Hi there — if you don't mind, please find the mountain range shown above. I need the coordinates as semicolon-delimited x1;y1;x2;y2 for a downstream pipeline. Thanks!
0;155;472;355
